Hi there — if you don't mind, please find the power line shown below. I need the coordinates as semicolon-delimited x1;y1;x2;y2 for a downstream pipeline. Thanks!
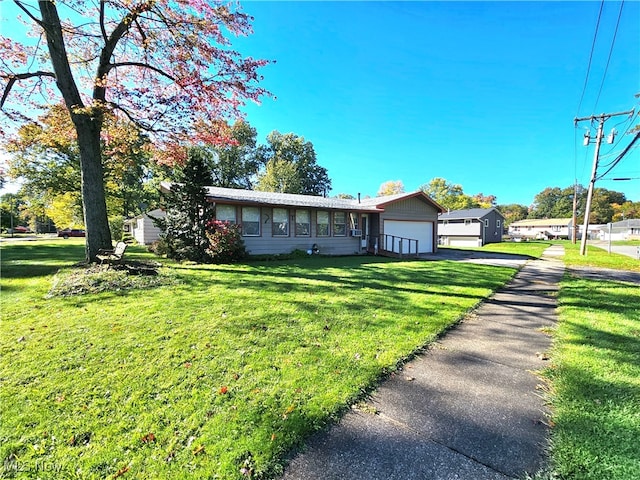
592;0;625;112
597;130;640;180
575;0;605;117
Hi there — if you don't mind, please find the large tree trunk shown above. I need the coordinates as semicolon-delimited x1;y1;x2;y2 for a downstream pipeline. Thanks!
39;1;112;262
74;116;113;262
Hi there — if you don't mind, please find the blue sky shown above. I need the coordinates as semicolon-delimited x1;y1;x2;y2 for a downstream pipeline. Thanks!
234;1;640;205
1;1;638;206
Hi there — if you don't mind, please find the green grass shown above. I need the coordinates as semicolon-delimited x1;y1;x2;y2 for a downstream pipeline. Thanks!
0;240;520;479
561;241;640;272
611;240;640;246
543;274;640;479
439;240;551;258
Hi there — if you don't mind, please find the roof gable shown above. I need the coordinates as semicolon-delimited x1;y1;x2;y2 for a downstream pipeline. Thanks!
439;208;503;220
360;190;444;213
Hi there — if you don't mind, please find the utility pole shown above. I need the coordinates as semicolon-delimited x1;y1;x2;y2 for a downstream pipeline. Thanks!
575;108;634;256
571;182;578;244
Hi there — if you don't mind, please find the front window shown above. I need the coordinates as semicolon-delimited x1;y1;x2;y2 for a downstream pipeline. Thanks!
316;211;330;236
242;207;260;236
484;219;489;227
497;220;501;228
295;209;310;236
216;204;237;224
272;208;289;236
333;212;346;236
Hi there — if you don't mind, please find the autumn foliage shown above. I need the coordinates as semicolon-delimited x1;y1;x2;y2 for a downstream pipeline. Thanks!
0;1;270;261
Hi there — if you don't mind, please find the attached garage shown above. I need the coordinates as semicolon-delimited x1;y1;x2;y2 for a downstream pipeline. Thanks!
383;220;434;254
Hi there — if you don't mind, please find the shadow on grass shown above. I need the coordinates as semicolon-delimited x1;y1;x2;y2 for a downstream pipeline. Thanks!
549;276;640;479
550;363;640;480
1;243;87;279
172;257;515;298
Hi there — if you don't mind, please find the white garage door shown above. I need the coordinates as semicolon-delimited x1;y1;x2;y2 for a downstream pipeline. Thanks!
383;220;434;254
449;237;481;247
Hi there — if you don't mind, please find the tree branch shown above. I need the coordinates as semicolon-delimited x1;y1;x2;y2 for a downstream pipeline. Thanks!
99;0;108;43
13;0;43;27
106;101;153;132
107;62;176;82
93;2;155;102
1;71;56;109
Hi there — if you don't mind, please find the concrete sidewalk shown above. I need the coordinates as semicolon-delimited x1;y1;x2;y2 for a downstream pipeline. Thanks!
281;246;565;480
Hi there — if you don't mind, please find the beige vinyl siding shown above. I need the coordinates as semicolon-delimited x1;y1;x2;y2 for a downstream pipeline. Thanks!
378;197;439;253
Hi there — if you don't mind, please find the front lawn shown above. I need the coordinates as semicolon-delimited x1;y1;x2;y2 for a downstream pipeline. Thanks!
439;240;551;258
0;240;519;479
544;274;640;479
562;241;640;272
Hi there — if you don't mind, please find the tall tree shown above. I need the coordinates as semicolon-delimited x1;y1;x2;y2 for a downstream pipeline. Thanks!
256;131;331;195
377;180;405;196
528;186;578;219
612;201;640;221
1;1;269;261
157;147;215;263
6;104;158;223
208;120;261;189
472;193;497;209
590;188;627;224
497;203;529;226
419;178;475;211
528;185;624;223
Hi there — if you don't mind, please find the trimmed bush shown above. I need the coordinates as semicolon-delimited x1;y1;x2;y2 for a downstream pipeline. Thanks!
206;220;247;263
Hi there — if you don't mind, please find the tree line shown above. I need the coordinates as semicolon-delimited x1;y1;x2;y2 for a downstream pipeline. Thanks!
375;178;638;225
2;108;637;239
0;108;331;235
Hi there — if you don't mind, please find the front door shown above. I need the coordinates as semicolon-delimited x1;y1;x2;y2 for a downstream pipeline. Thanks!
361;214;369;249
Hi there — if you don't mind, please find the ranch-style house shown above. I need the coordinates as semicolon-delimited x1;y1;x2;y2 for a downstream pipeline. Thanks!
158;183;445;256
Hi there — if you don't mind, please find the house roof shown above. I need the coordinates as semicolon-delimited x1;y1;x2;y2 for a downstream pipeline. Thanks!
510;218;572;227
124;208;165;224
438;208;503;221
160;182;444;213
610;219;640;228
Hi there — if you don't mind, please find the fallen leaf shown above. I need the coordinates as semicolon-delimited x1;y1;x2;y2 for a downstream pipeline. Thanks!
113;465;130;478
193;444;205;456
184;362;192;368
141;433;156;444
218;386;228;395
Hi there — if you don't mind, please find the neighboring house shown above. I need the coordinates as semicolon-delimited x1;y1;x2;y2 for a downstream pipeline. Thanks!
598;219;640;241
438;208;505;247
508;218;573;240
124;208;165;245
159;183;444;256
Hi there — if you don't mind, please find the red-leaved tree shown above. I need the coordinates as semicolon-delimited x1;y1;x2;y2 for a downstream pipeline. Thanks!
0;0;269;261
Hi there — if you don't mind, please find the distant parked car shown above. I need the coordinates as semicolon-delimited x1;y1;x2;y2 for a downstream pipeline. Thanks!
58;229;86;239
9;226;31;234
